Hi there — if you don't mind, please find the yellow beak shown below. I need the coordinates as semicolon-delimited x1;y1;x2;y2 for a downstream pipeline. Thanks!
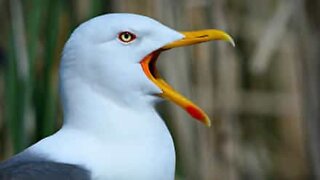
163;29;235;50
141;29;234;127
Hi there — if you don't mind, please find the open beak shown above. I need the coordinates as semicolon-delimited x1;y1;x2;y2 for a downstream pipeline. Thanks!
140;29;235;127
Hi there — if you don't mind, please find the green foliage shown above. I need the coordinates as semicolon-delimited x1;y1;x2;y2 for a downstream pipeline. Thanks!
4;0;107;152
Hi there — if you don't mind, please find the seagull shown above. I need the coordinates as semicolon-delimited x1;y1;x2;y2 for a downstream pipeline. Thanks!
0;13;234;180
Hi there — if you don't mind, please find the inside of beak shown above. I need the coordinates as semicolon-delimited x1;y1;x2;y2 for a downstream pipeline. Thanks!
141;52;211;126
140;29;235;127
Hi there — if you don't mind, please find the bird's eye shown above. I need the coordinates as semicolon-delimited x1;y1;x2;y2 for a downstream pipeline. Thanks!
118;31;136;43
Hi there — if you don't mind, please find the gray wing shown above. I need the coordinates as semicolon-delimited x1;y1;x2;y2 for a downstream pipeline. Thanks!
0;152;90;180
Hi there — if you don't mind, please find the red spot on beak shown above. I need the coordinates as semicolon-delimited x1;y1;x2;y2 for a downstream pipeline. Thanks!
186;106;205;121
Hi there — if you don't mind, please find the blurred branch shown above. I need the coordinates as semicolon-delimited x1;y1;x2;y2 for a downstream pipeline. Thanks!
212;0;240;179
10;0;29;80
296;0;320;179
215;91;299;116
249;0;294;75
36;0;62;138
8;0;30;152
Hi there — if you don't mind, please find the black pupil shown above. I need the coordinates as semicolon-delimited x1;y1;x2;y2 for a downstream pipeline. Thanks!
124;33;130;39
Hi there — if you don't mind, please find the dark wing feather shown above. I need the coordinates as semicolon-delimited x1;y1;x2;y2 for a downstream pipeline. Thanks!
0;159;90;180
0;161;90;180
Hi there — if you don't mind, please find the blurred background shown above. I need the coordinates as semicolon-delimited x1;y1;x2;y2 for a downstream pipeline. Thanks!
0;0;319;179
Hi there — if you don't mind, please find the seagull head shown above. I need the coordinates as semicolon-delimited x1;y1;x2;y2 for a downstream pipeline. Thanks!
60;13;234;126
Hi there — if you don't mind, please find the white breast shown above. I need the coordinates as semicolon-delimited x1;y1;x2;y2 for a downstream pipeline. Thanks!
27;111;175;180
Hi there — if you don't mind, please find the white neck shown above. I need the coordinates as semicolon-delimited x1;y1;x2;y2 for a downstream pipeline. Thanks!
60;76;164;138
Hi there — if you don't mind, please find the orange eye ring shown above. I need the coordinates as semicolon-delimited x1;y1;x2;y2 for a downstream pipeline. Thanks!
118;31;136;43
